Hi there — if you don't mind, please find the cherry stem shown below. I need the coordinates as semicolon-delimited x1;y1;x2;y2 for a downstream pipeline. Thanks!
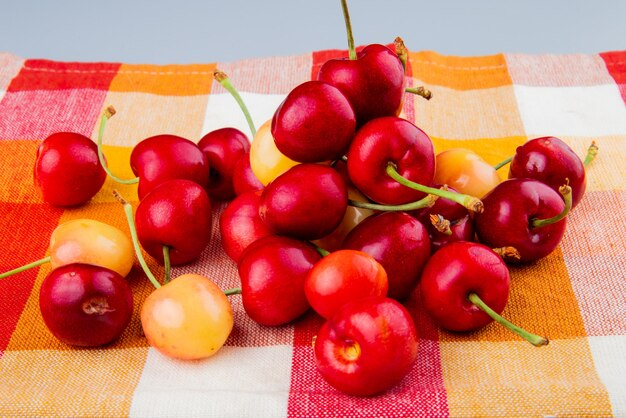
386;163;484;212
113;190;161;289
213;70;257;137
493;156;513;171
405;86;432;100
468;292;549;347
531;183;572;228
430;214;453;235
340;0;357;60
162;246;171;284
394;36;408;72
0;256;51;280
314;245;331;257
348;193;438;212
583;141;599;167
492;246;521;261
224;287;242;296
97;106;140;185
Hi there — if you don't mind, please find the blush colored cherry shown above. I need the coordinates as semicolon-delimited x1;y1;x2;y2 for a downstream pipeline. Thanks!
134;179;212;266
474;178;571;263
198;127;250;201
219;190;273;262
420;241;548;346
34;132;106;206
39;263;133;347
271;80;356;163
343;211;430;300
434;148;501;198
259;164;348;241
237;235;321;326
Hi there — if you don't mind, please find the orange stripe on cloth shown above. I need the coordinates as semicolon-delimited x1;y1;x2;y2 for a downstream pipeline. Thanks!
109;63;217;96
0;140;45;204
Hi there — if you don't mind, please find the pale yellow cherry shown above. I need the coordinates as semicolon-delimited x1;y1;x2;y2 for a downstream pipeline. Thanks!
250;119;299;186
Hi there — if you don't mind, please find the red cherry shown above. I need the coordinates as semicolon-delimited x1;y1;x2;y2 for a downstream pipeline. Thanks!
34;132;106;206
130;134;210;200
232;151;264;196
198;127;250;201
271;80;356;163
135;179;212;265
39;263;133;347
259;164;348;241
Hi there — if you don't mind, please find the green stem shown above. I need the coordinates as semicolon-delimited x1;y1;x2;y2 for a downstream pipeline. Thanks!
348;193;437;212
0;256;51;280
162;246;171;284
314;245;330;257
468;292;549;347
213;71;257;137
97;107;140;185
114;190;161;289
493;156;513;171
224;287;242;296
583;141;599;167
340;0;357;60
405;86;432;100
531;184;572;228
386;163;484;212
394;37;408;72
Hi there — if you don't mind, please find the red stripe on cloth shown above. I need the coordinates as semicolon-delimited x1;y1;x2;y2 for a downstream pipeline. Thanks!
0;202;63;354
600;51;626;104
7;60;121;91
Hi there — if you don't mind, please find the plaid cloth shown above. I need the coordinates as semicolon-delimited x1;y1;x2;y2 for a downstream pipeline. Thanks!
0;48;625;417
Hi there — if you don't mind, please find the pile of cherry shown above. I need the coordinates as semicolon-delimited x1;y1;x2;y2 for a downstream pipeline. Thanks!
1;1;599;398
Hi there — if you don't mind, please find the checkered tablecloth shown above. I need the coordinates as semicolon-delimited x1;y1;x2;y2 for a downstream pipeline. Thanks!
0;48;625;417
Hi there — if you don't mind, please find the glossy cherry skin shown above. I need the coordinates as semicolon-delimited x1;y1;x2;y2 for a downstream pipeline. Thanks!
271;80;356;163
259;164;348;241
420;241;509;332
39;263;133;347
232;151;264;195
347;116;435;205
318;44;405;127
509;136;586;208
198;127;250;201
135;179;212;265
433;148;501;198
219;190;273;262
314;296;418;397
34;132;106;206
343;212;430;300
130;134;210;200
237;236;321;326
249;119;299;187
474;178;567;263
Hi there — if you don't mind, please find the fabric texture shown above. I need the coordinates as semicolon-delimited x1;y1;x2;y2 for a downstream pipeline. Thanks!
0;48;625;417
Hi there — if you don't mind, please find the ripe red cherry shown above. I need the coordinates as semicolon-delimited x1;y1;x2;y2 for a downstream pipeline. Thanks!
34;132;106;206
318;44;405;127
346;116;435;205
219;190;273;262
237;235;321;326
509;136;586;208
314;296;418;397
198;127;250;201
232;151;264;195
259;164;348;241
39;263;133;347
271;80;356;163
135;179;212;265
130;134;210;200
343;211;430;300
474;178;570;263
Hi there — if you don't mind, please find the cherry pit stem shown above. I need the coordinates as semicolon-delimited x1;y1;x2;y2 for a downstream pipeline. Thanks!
349;193;438;212
531;184;572;228
583;141;599;167
162;246;171;284
113;190;161;289
394;37;408;72
386;163;484;212
468;292;549;347
340;0;357;60
97;107;140;185
405;86;433;100
0;256;51;280
213;70;257;137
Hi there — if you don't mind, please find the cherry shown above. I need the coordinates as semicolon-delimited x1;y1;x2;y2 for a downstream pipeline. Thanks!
508;137;592;208
420;241;548;346
249;119;299;186
232;151;264;195
39;263;133;347
219;190;273;262
237;235;321;326
198;127;250;201
34;132;106;206
313;296;418;396
259;163;348;241
271;80;356;163
342;211;430;300
433;148;501;198
133;179;212;266
474;178;572;263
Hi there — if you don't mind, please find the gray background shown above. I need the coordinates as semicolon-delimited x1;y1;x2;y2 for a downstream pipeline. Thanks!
1;0;625;64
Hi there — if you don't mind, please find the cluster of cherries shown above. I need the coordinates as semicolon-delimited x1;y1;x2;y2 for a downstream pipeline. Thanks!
1;0;599;398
